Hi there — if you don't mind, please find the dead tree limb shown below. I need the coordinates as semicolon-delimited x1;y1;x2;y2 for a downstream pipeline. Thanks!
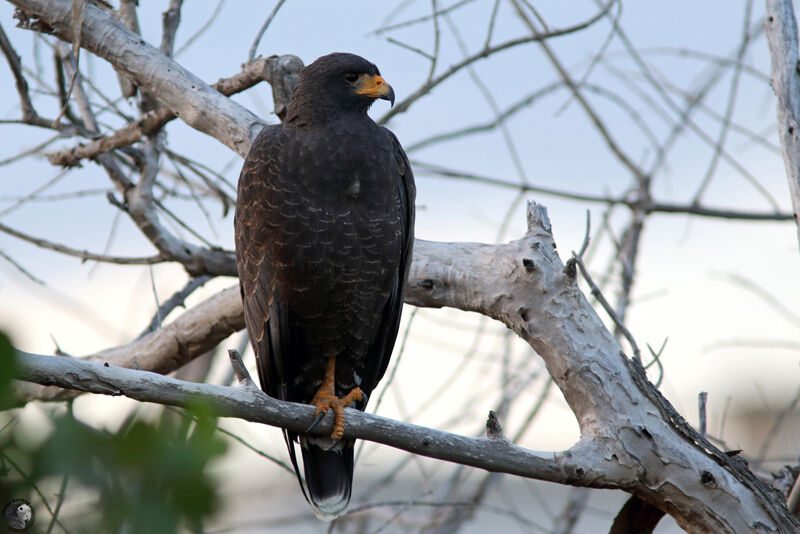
14;202;800;532
766;0;800;248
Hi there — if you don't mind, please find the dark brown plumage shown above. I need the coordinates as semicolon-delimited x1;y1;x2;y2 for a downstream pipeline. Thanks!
234;53;415;519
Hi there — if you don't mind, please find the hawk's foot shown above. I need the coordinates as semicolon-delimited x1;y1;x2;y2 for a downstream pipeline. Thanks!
308;355;363;440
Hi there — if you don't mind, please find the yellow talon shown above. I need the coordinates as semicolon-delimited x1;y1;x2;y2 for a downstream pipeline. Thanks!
308;355;363;440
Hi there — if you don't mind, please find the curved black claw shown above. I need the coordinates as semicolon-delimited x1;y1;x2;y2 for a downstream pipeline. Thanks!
305;410;327;433
360;391;369;405
324;439;339;451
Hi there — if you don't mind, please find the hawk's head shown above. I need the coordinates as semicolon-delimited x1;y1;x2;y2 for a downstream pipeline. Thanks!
286;53;395;123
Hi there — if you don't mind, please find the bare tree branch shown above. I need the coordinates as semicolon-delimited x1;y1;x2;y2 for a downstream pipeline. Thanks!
692;0;754;203
551;487;590;534
114;0;139;99
414;161;795;221
766;0;800;248
0;21;37;122
12;202;798;531
0;219;166;266
0;249;44;284
47;54;302;167
13;0;262;156
512;0;645;184
378;0;618;123
372;0;478;36
173;0;225;57
247;0;286;62
14;350;595;487
136;276;211;340
4;1;797;531
159;0;183;58
118;136;237;277
13;285;244;402
404;203;798;532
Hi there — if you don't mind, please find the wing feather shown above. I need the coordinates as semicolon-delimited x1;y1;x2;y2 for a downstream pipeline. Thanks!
359;129;416;393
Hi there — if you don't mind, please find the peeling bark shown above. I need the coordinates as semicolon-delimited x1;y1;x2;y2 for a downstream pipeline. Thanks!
14;204;799;532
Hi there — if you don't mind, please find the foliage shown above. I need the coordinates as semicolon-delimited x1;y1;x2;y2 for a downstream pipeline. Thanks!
0;339;227;533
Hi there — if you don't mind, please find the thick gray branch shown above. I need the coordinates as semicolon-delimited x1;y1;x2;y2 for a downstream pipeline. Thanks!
405;203;796;533
15;351;595;486
13;203;797;532
766;0;800;247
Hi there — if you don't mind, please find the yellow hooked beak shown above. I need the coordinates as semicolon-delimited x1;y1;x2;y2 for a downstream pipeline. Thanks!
355;74;395;106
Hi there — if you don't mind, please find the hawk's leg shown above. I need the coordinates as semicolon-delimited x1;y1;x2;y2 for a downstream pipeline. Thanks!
308;355;363;440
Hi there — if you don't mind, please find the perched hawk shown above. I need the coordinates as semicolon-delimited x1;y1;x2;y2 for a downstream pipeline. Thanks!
234;53;415;519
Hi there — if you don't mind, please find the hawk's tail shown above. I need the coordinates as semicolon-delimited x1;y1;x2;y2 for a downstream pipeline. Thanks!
299;437;354;520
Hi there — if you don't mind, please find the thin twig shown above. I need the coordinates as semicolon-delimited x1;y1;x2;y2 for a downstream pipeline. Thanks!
372;0;478;35
713;271;800;329
0;249;45;284
514;0;645;185
698;391;708;439
385;37;433;60
0;168;71;217
44;472;69;534
554;0;622;117
413;161;794;221
650;75;779;153
163;405;293;473
0;220;165;265
443;12;529;186
0;21;38;122
569;211;641;362
148;265;162;330
153;197;218;248
551;487;590;534
614;46;770;83
136;275;211;340
247;0;286;62
175;0;226;57
0;450;70;533
425;0;441;85
0;133;62;167
367;308;418;417
644;338;666;388
512;377;553;443
483;0;501;49
613;212;645;330
162;156;220;238
692;0;754;203
601;3;779;210
379;0;617;123
51;6;83;129
753;385;800;469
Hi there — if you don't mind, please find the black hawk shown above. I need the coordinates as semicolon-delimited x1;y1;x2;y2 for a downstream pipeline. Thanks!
234;53;415;519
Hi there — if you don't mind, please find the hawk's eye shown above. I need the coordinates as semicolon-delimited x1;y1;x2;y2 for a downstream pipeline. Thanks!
344;72;359;83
